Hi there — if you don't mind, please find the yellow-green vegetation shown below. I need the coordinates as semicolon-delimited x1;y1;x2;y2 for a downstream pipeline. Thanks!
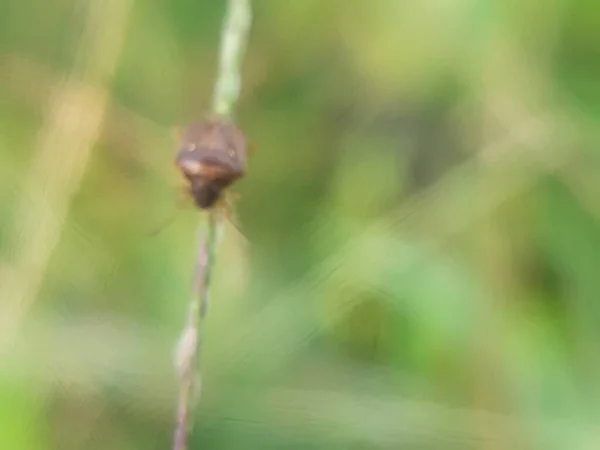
1;0;600;449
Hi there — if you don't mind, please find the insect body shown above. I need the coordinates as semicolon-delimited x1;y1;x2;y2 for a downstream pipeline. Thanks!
175;118;247;210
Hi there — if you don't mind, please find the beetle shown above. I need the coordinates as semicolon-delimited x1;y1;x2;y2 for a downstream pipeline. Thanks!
174;117;247;210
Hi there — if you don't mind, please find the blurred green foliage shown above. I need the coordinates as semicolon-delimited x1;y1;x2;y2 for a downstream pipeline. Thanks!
1;0;600;449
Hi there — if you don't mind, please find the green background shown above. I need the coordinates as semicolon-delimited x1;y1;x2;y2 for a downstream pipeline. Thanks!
1;0;600;448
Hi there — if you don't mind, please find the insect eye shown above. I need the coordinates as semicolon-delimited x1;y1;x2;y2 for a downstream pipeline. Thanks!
228;149;236;158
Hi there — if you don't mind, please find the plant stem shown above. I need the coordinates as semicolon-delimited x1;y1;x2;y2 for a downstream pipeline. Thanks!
172;212;217;450
172;1;252;449
213;0;253;118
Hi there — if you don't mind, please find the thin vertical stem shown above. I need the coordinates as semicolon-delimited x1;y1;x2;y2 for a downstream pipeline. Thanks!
172;1;252;449
173;212;217;450
213;0;253;118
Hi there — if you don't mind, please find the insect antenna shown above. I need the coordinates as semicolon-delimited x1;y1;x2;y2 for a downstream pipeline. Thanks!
147;211;180;237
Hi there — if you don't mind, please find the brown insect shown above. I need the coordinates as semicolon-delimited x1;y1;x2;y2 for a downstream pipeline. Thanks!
174;117;247;211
